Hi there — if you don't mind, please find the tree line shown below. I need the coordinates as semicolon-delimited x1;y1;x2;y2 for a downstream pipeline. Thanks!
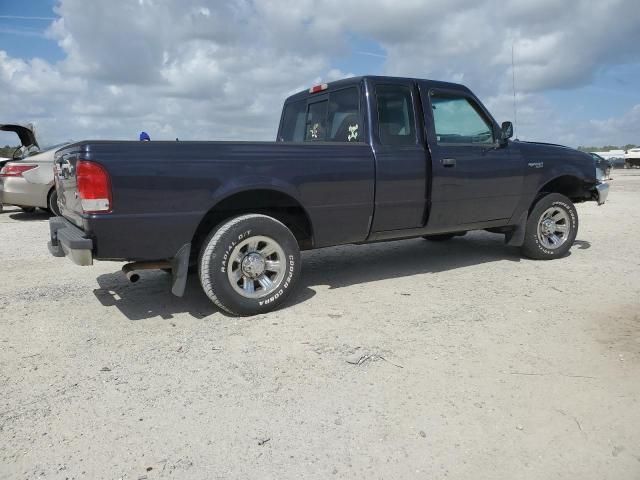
0;145;18;158
578;144;637;152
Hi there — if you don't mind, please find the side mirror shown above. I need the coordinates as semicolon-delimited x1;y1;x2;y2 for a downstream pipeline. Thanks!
500;121;513;143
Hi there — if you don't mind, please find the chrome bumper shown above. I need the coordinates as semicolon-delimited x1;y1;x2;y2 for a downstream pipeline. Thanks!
48;216;94;266
594;182;609;206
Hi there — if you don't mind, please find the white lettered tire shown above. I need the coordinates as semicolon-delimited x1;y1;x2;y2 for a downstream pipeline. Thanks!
199;214;301;316
521;193;578;260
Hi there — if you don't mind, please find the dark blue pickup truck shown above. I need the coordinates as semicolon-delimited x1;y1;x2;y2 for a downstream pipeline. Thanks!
49;76;609;315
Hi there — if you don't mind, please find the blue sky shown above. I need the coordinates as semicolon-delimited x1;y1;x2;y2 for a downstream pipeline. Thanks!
0;0;639;147
0;0;63;61
545;64;640;124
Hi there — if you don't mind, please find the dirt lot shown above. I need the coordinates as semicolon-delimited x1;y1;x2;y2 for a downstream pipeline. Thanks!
1;171;639;480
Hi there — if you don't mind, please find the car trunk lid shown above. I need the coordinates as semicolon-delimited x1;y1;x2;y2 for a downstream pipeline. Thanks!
0;123;39;149
0;123;39;168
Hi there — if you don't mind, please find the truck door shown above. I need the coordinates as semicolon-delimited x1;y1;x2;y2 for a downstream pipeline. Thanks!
369;79;429;232
420;85;524;230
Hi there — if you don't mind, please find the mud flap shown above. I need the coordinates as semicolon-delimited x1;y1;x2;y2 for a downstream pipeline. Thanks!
171;243;191;297
505;211;527;247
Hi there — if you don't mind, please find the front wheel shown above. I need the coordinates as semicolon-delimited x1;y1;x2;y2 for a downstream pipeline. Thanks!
199;214;301;316
521;193;578;260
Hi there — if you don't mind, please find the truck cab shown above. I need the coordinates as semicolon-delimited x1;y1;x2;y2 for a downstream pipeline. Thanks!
278;76;525;237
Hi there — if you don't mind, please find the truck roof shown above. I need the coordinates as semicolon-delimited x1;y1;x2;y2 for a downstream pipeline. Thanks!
284;75;473;103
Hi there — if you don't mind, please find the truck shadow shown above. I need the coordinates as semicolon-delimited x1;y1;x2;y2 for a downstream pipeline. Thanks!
300;233;524;291
92;270;317;321
93;231;578;321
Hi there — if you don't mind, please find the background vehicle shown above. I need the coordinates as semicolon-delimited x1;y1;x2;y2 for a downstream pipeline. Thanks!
48;76;608;316
625;148;640;168
588;150;626;169
590;152;612;180
0;143;70;215
0;123;41;212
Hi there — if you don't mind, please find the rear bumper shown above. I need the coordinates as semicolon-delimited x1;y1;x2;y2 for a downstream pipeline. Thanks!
594;182;609;206
0;176;48;208
48;216;94;266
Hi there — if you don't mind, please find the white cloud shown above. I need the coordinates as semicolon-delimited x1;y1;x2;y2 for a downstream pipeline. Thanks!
584;104;640;146
0;0;639;147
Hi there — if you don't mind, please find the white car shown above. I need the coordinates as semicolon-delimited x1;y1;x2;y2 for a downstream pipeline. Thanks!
0;135;70;215
625;148;640;168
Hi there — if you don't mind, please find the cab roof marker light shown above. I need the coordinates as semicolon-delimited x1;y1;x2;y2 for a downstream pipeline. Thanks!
309;83;328;94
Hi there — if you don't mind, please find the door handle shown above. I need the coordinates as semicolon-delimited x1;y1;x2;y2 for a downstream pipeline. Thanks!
442;158;456;167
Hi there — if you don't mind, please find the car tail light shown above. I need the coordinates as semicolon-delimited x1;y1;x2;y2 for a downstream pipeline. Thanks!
309;83;328;94
0;164;37;177
76;160;112;213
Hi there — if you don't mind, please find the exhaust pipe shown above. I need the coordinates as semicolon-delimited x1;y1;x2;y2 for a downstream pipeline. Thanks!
122;260;172;283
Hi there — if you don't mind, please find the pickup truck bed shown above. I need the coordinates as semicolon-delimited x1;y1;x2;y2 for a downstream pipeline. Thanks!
54;141;375;260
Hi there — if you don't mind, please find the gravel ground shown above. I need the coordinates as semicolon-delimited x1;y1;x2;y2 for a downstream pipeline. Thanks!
1;171;639;480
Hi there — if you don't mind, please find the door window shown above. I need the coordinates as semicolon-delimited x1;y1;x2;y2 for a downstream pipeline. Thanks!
376;85;416;146
430;94;494;145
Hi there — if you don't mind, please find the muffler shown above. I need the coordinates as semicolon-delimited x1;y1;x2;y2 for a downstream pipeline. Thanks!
122;261;171;283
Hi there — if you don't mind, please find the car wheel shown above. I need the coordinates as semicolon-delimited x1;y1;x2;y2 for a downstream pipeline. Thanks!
48;189;61;216
199;214;301;316
521;193;578;260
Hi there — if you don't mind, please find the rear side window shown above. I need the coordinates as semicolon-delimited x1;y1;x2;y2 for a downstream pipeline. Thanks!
279;100;307;142
376;85;416;145
327;88;361;142
430;94;494;145
279;87;361;143
304;100;329;141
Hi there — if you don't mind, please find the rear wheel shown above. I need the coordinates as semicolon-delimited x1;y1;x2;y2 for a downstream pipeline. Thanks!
199;214;301;316
48;189;61;216
521;193;578;260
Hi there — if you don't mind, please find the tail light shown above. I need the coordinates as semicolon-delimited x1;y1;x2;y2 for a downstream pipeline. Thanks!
0;164;37;177
76;160;112;213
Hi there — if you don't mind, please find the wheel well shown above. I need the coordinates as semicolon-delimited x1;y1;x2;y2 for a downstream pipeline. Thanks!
537;175;590;203
191;190;314;257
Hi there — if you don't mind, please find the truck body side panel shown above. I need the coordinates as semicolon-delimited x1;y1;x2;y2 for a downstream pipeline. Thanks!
56;141;375;260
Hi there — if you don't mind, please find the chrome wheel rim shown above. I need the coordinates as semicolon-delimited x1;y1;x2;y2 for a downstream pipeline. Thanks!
226;235;286;299
537;206;571;249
